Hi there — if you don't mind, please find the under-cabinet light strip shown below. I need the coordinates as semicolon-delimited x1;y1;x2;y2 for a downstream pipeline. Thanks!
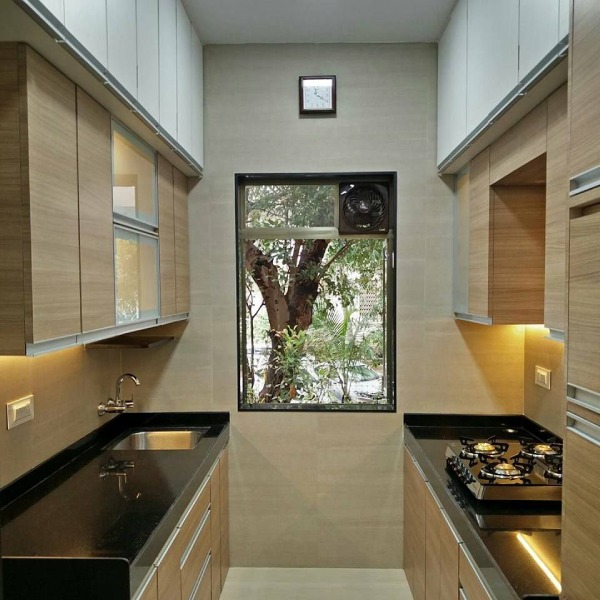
516;533;561;593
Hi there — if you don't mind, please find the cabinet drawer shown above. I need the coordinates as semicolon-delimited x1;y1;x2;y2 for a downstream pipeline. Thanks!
178;479;211;550
133;567;159;600
459;546;493;600
190;555;212;600
180;509;211;600
156;527;186;600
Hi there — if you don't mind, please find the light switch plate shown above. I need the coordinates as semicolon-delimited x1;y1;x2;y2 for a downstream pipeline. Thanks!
534;366;551;390
6;395;34;429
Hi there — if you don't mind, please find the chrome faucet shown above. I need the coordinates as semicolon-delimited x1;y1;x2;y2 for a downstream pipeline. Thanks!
98;373;141;416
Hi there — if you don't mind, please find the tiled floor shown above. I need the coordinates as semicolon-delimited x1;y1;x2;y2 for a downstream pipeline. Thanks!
220;568;414;600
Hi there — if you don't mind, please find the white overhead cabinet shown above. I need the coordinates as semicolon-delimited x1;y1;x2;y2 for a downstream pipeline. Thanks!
438;0;568;168
466;0;519;133
437;0;467;165
159;0;178;139
107;0;138;98
137;0;160;121
176;0;192;152
191;27;204;165
64;0;107;67
38;0;64;23
518;0;560;80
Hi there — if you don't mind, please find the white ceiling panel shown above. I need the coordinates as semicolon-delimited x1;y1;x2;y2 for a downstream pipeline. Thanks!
183;0;457;44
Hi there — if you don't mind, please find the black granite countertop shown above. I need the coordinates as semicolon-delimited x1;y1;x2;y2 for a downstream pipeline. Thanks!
404;414;561;600
0;412;230;600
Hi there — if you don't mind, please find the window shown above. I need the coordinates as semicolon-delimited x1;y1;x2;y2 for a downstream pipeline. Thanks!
236;173;396;411
112;121;160;324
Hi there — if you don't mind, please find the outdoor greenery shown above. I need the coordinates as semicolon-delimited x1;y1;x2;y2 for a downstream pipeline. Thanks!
240;183;390;407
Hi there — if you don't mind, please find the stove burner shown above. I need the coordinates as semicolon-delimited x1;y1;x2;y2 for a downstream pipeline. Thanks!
479;458;533;481
543;457;563;481
519;438;563;460
459;436;509;459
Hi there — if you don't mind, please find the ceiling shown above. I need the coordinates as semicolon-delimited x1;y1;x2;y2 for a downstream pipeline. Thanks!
183;0;457;44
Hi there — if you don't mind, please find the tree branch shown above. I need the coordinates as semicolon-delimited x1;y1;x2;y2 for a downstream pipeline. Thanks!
319;240;356;279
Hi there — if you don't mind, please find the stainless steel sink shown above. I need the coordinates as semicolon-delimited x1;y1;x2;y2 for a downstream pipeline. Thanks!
110;428;208;451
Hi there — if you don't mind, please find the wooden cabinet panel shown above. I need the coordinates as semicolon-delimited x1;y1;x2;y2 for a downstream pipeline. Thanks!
468;148;492;318
437;0;467;165
77;88;115;332
466;0;519;133
569;0;600;182
21;45;81;343
544;85;568;332
518;0;560;80
137;0;160;120
0;44;26;355
439;512;460;600
491;185;546;325
159;0;178;138
180;511;211;600
158;155;176;316
220;447;230;589
489;101;547;185
176;0;192;152
190;557;211;600
64;0;107;67
561;408;600;600
156;528;185;600
568;209;600;393
403;449;426;600
425;490;442;600
178;482;211;550
174;168;190;314
211;462;222;600
107;0;138;97
134;568;159;600
459;546;493;600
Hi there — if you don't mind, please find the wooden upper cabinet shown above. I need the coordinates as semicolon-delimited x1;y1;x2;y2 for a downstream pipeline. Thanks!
158;155;177;317
544;85;568;333
569;0;600;190
77;89;116;332
0;43;81;354
568;207;600;395
467;148;493;319
174;168;190;314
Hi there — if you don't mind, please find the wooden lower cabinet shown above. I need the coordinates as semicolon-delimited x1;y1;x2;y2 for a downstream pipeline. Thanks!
404;448;460;600
561;404;600;599
142;446;229;600
459;546;493;600
134;569;159;600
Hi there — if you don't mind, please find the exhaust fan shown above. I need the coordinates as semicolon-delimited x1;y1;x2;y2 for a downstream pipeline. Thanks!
338;183;390;234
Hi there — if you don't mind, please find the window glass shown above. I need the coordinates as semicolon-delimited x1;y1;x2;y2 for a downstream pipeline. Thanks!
238;178;394;411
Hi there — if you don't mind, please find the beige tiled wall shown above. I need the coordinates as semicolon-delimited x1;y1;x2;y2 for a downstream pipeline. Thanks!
123;44;526;568
523;327;565;437
0;347;122;487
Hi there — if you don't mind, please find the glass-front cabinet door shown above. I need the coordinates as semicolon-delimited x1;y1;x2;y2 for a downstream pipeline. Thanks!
111;120;160;323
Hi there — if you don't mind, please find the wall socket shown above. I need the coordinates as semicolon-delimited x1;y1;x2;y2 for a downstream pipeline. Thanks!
6;395;35;429
534;366;551;390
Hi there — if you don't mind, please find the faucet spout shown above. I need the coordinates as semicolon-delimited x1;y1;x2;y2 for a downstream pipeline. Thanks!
98;373;141;416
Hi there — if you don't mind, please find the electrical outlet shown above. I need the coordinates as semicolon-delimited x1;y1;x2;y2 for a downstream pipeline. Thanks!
534;366;551;390
6;395;34;429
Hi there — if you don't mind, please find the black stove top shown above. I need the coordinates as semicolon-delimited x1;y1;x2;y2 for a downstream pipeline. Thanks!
446;434;563;502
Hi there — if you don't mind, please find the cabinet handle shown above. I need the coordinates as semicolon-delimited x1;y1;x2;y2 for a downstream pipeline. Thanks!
570;165;600;196
567;411;600;448
459;588;469;600
567;384;600;416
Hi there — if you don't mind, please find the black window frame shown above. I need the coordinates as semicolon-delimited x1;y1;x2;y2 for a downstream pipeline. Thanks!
235;172;397;413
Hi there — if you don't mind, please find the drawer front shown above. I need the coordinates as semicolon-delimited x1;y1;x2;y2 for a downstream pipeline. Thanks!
178;480;211;551
459;546;493;600
133;567;159;600
190;555;212;600
156;527;185;600
180;508;212;600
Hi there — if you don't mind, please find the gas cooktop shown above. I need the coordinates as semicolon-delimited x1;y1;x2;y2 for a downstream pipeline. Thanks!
446;434;562;502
